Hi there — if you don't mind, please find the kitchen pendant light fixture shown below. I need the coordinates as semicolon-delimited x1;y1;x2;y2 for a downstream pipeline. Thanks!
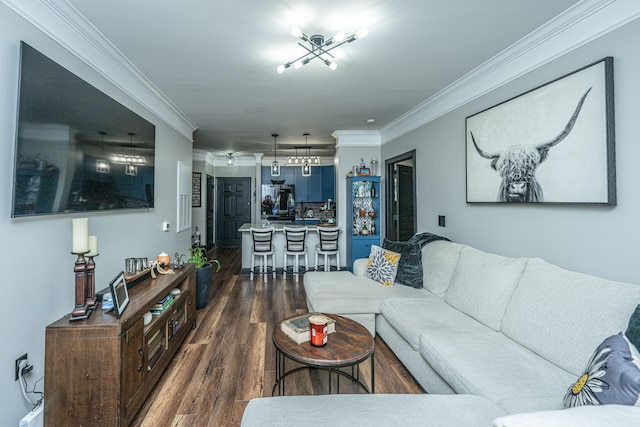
302;133;312;176
96;131;110;174
225;153;235;166
271;133;281;176
277;26;368;73
287;133;320;166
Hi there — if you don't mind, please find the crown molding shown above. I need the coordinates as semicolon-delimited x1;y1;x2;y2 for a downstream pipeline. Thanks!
1;0;197;141
380;0;640;144
332;130;381;147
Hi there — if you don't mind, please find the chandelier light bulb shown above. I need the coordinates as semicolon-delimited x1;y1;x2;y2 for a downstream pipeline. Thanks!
291;26;302;38
333;31;346;42
277;64;287;74
293;60;304;69
328;61;337;71
356;27;369;39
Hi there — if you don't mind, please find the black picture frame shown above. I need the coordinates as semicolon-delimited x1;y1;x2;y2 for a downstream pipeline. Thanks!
109;271;130;318
192;172;201;207
465;57;615;205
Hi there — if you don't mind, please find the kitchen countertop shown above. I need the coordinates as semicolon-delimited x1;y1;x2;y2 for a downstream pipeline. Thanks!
238;222;337;232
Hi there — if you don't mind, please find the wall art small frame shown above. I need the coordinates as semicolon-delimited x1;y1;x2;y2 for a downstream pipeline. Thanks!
192;172;201;207
465;57;615;205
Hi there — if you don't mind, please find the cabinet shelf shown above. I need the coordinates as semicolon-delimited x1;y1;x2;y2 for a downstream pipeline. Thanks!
346;176;381;270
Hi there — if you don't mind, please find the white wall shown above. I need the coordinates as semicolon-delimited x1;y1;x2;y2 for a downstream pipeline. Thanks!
382;18;640;285
0;3;192;423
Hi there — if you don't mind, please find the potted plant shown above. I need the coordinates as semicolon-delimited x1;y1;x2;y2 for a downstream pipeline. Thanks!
186;247;221;309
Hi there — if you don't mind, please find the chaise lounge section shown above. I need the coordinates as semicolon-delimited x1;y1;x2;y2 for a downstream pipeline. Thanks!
242;238;640;425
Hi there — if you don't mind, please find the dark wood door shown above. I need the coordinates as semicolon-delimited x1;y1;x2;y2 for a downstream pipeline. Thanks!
206;175;214;250
397;164;416;241
216;177;251;247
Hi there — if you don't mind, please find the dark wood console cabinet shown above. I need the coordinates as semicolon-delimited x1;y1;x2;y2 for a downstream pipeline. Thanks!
44;264;196;426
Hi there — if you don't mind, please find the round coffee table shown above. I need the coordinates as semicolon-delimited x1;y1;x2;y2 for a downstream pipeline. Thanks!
272;313;374;396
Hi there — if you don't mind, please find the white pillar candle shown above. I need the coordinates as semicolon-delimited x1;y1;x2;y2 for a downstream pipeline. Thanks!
87;235;98;257
72;218;89;253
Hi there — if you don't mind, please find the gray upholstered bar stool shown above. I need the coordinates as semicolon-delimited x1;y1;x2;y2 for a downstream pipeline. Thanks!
250;226;276;281
314;226;341;271
282;225;309;283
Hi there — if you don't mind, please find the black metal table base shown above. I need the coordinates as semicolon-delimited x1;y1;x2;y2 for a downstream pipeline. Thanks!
272;347;375;396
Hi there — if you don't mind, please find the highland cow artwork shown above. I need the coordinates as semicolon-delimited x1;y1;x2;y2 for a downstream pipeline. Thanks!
465;57;615;205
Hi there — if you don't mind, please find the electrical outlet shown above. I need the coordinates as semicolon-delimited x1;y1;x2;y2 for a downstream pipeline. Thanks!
15;353;27;381
438;215;446;227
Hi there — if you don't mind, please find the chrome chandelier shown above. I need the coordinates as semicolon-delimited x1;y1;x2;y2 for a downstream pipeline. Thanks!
277;26;368;73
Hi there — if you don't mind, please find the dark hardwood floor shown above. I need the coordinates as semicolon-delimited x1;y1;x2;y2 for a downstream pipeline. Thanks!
131;247;424;427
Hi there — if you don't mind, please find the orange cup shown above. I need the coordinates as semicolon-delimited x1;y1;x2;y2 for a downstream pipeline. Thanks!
309;314;328;347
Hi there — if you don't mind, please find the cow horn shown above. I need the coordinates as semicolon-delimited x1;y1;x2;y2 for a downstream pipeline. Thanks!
470;131;500;159
535;87;592;153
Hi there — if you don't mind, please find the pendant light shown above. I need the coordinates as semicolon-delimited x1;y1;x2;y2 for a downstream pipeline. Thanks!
271;133;280;176
96;131;110;174
124;132;138;176
301;133;311;176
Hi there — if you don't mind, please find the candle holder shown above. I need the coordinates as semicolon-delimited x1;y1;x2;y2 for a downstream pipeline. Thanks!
85;253;99;309
70;251;91;322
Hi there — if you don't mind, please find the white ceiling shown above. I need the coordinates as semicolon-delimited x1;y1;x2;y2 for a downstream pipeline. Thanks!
67;0;580;159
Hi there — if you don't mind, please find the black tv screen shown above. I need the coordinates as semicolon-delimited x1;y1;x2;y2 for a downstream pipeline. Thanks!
12;42;155;218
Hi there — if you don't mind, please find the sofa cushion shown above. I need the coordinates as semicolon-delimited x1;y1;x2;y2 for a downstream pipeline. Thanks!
380;297;492;350
501;258;640;375
493;404;640;427
422;241;466;297
364;245;401;286
241;394;507;427
304;271;429;315
626;304;640;351
564;333;640;408
444;247;526;330
419;330;575;411
382;238;423;288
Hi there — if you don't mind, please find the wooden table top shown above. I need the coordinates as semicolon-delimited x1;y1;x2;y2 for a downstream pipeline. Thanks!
273;313;374;368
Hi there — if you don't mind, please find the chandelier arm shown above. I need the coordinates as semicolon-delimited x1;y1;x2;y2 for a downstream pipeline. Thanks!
296;42;336;60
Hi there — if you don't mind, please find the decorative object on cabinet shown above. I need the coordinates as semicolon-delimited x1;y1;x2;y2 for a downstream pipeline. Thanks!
109;271;130;318
70;217;91;321
45;264;196;426
466;57;615;205
346;176;381;271
277;25;368;73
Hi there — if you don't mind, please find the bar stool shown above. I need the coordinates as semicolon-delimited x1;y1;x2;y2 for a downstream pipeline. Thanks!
250;227;276;281
282;226;309;282
315;226;341;272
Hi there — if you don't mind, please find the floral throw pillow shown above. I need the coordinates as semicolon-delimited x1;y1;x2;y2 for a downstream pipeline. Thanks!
364;245;401;286
564;333;640;408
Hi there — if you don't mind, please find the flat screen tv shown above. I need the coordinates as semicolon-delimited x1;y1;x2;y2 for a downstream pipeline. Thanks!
12;42;155;218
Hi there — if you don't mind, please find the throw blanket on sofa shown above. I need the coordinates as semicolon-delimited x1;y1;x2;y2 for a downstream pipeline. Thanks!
408;232;450;248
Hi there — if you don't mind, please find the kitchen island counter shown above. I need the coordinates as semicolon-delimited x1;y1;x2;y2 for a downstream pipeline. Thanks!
239;223;340;273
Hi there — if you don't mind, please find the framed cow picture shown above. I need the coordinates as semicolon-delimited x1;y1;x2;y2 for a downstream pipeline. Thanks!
465;57;615;205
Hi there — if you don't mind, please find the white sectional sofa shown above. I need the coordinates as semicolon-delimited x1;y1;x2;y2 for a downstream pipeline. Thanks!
242;239;640;426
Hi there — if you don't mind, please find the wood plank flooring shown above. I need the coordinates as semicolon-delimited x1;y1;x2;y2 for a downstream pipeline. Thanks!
131;247;424;427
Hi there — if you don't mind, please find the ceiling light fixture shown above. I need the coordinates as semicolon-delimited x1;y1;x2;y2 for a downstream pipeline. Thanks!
271;133;281;176
277;26;368;73
226;153;235;166
287;132;320;166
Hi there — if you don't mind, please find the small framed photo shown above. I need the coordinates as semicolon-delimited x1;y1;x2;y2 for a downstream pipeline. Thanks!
109;271;130;318
360;167;371;176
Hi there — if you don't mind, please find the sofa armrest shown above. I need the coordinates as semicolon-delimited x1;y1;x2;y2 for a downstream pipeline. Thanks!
353;258;369;276
493;404;640;427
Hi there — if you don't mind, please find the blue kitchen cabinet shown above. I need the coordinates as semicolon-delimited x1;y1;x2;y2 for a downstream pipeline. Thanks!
346;176;381;271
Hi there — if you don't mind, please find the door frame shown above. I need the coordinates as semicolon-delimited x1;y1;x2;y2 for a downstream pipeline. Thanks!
385;150;417;241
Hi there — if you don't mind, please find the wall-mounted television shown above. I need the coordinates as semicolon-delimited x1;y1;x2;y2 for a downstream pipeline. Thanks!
12;42;155;218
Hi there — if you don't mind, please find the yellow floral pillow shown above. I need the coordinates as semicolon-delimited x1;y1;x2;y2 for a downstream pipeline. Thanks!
364;245;401;286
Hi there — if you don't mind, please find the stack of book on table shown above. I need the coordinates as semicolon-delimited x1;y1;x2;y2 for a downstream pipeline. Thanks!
151;293;173;315
281;313;336;345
